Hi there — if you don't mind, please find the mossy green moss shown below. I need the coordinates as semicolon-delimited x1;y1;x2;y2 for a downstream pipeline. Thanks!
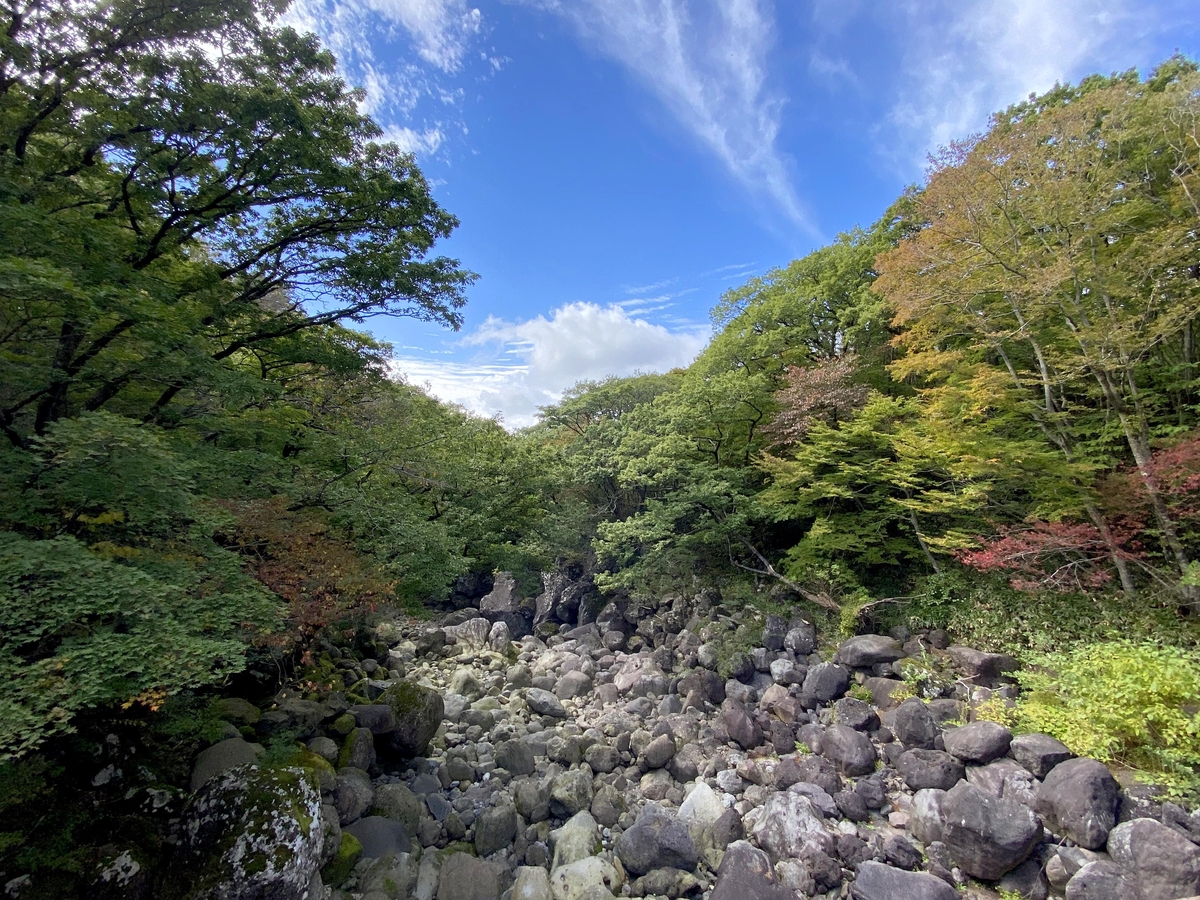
319;832;362;887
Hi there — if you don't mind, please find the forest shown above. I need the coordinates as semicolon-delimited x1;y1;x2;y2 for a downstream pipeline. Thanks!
2;0;1200;892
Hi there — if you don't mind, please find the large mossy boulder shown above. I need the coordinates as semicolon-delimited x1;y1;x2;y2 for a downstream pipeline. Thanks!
174;764;324;900
381;681;444;758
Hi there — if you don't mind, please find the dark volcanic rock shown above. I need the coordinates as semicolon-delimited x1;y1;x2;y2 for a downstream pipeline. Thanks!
1036;758;1120;850
850;861;959;900
940;781;1042;880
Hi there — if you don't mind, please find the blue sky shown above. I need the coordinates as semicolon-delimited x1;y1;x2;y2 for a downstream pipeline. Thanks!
283;0;1199;426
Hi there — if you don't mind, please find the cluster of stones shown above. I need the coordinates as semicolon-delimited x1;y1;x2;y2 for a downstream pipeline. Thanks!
166;572;1200;900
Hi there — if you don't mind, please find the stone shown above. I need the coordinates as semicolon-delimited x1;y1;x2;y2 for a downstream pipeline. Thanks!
639;768;673;801
370;783;422;833
1064;861;1130;900
514;778;551;823
176;765;324;900
940;780;1041;880
190;738;264;792
616;804;699;876
887;698;939;750
788;754;842;796
836;635;904;667
380;682;444;758
344;816;411;858
1107;818;1200;900
475;801;518;857
1036;757;1120;850
513;867;553;900
360;852;417;898
820;724;877;776
613;656;667;697
550;769;594;818
526;688;568;719
967;758;1039;808
998;858;1049;900
350;704;399;735
642;733;676;768
320;830;361;888
744;792;828;862
834;697;880;732
1010;732;1074;778
849;861;960;900
583;743;619;774
942;720;1012;764
556;671;592;701
720;699;763;750
307;736;339;764
897;749;964;791
785;623;818;656
437;853;501;900
802;662;850;702
550;811;601;869
211;698;261;726
480;571;531;638
590;783;625;828
882;834;923;871
548;856;622;900
496;739;537;776
709;841;796;900
864;677;908;710
910;789;946;845
338;727;377;772
762;615;788;652
947;645;1018;685
1163;801;1200;845
334;768;374;825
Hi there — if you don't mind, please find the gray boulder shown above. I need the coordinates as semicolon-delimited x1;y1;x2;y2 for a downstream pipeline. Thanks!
526;688;568;719
720;699;763;750
496;739;537;776
1107;818;1200;900
820;724;877;776
898;749;964;791
334;767;374;825
710;841;797;900
785;623;817;656
942;720;1012;764
910;789;946;845
616;804;699;876
947;645;1017;685
1036;758;1120;850
190;738;263;792
474;801;518;857
887;698;939;750
802;662;850;703
176;764;323;900
836;635;904;668
850;861;959;900
479;571;531;638
380;681;444;758
1064;860;1130;900
549;769;594;818
1010;732;1073;778
941;781;1042;880
745;792;828;861
344;815;410;858
437;852;502;900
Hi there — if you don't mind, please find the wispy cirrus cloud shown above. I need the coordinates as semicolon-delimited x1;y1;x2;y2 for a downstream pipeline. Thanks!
521;0;814;236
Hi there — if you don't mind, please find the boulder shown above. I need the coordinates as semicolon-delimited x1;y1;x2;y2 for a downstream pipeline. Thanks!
802;662;850;703
910;789;946;845
898;749;964;791
496;739;537;776
549;769;594;818
475;801;519;857
333;767;374;825
744;792;828;861
176;765;324;900
513;867;553;900
526;688;568;718
947;645;1018;685
710;841;797;900
371;782;422;832
190;738;264;792
1036;758;1120;850
1010;732;1073;778
836;635;904;668
437;853;502;900
834;697;880;732
1064;860;1130;900
380;681;444;757
820;724;877;776
338;727;376;771
940;781;1042;880
762;615;788;652
942;720;1012;764
886;698;939;750
720;699;763;750
849;861;960;900
479;571;531;638
1107;818;1200;900
641;734;676;769
344;816;410;858
550;811;601;869
548;856;622;900
616;804;699;876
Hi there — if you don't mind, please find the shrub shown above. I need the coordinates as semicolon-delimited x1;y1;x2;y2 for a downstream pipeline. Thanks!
1009;641;1200;794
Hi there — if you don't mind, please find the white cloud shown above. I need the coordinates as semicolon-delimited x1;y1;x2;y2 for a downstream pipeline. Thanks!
524;0;813;235
391;301;707;427
882;0;1167;172
379;123;446;154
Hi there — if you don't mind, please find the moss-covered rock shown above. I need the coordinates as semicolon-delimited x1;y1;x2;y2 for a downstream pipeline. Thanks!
380;681;444;758
328;713;356;736
319;831;362;888
286;749;337;792
173;764;324;900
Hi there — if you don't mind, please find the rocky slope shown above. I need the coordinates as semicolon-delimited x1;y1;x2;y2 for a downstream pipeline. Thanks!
157;575;1200;900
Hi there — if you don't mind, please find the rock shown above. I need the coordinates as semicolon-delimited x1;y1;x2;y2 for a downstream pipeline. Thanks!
940;781;1041;880
480;571;531;638
334;768;374;825
613;656;667;697
550;811;601;869
709;841;796;900
1010;732;1074;778
338;727;377;771
371;783;422;832
744;792;828;861
835;789;870;822
515;777;551;823
176;765;324;900
550;769;594;818
836;635;904;667
320;830;362;888
802;662;850;703
762;615;788;652
616;804;699;876
887;698;939;750
639;768;673;801
947;645;1018;684
998;858;1049;900
513;867;553;900
475;801;518;857
307;736;339;764
864;677;907;710
911;789;946;845
350;704;398;735
897;749;964;791
1065;861;1130;900
590;783;625;827
380;682;444;758
942;720;1011;764
679;782;727;865
360;852;417;898
583;743;619;774
634;867;700;899
556;671;592;700
677;668;725;705
527;688;568;719
496;739;537;776
785;624;818;656
190;738;264;792
788;754;842;797
966;759;1039;807
1163;801;1200;845
834;697;880;732
344;816;410;858
211;698;261;726
820;724;877;776
548;856;622;900
1036;758;1120;850
849;861;960;900
642;733;676;768
437;853;501;900
1107;818;1200;900
720;699;763;750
